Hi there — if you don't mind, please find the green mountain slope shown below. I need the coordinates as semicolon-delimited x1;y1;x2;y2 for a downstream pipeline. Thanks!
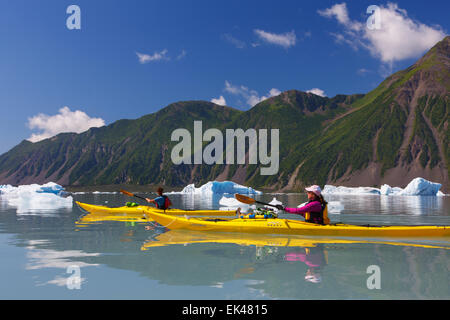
294;36;449;190
0;36;448;191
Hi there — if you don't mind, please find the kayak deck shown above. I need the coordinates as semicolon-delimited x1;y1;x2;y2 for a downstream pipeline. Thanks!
144;210;450;238
76;201;237;216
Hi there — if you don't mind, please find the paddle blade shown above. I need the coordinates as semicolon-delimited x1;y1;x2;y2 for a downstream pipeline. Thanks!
120;189;134;197
235;194;256;205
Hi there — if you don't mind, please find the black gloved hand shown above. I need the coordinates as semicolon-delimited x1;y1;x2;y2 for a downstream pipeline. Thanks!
275;204;285;211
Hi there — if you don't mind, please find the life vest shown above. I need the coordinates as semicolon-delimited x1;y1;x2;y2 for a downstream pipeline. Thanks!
304;202;330;225
157;195;172;210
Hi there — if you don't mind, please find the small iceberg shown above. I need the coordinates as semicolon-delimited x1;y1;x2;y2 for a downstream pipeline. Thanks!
265;197;283;213
175;181;262;195
297;200;343;214
397;178;441;196
0;182;73;214
323;177;443;196
322;185;381;195
218;195;255;213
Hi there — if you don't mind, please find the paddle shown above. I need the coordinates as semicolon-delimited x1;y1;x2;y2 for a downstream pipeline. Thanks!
234;194;280;209
120;189;148;202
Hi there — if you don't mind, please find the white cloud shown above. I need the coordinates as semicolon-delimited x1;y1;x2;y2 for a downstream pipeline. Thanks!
211;95;227;106
269;88;282;96
136;49;169;63
222;33;246;49
176;49;187;60
254;29;297;48
318;2;446;64
224;81;281;107
318;3;361;31
357;68;371;75
27;107;105;143
306;88;327;97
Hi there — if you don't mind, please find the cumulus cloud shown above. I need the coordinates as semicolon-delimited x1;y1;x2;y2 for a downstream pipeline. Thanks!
27;107;105;143
136;49;169;63
224;81;281;107
306;88;327;97
318;2;446;64
211;95;227;106
254;29;297;48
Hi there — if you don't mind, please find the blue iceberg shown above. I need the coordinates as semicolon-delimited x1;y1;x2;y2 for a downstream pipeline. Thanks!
178;181;262;195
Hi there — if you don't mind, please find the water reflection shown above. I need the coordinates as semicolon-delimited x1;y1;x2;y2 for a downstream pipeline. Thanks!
140;229;450;296
25;239;100;287
322;194;447;216
284;245;328;284
0;192;449;299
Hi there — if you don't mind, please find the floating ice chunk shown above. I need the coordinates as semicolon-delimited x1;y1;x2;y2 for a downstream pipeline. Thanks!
323;178;442;196
397;177;441;196
380;184;404;195
323;185;380;195
92;191;117;194
327;201;344;214
35;182;64;195
178;181;262;195
218;195;253;213
267;197;282;206
264;197;283;213
0;182;73;214
297;200;343;214
219;196;242;207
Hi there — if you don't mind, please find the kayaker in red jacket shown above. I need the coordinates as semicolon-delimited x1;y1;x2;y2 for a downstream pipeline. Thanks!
276;185;328;225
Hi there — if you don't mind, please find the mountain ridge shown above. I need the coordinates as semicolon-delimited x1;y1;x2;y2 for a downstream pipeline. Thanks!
0;36;448;192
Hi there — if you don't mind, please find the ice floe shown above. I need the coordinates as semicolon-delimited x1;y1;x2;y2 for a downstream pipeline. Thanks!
172;181;262;195
323;178;444;196
0;182;73;214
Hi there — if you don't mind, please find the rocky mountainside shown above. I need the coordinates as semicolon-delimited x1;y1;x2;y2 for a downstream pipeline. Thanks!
0;36;448;191
292;35;449;191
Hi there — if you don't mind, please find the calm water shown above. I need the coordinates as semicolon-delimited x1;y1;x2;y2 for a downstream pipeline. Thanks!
0;192;449;299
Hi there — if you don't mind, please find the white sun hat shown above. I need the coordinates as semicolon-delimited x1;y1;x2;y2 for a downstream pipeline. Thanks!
305;185;322;197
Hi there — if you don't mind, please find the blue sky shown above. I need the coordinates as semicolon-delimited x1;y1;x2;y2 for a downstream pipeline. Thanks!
0;0;448;154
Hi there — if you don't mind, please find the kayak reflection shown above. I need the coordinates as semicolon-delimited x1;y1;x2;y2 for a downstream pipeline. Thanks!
75;209;149;225
142;230;450;286
141;229;450;251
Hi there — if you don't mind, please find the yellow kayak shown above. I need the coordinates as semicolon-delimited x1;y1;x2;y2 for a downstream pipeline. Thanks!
141;230;450;250
76;201;237;216
144;210;450;238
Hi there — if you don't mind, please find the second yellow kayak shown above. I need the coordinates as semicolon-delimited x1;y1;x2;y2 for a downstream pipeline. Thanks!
76;201;237;216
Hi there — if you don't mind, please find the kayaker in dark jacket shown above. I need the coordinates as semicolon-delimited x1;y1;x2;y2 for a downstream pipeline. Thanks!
146;187;172;210
276;185;329;225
